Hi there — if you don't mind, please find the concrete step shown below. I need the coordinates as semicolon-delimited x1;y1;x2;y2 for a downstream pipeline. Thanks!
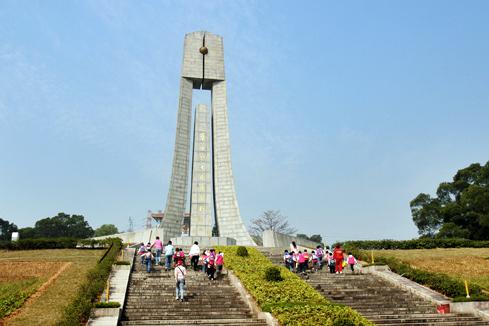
356;308;437;315
370;316;485;324
124;307;251;313
375;321;489;326
123;313;253;320
120;318;267;325
368;314;484;320
125;303;245;308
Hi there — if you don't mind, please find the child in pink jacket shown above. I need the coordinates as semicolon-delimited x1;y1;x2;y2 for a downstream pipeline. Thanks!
216;251;224;277
347;253;357;273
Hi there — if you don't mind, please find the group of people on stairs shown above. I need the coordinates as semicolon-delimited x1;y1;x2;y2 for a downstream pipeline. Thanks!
137;239;225;302
284;242;358;274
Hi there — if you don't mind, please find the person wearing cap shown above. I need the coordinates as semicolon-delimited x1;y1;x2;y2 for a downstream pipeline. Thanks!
174;260;187;301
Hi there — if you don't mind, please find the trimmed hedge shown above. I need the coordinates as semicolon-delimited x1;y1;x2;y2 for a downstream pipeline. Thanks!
264;266;283;282
0;237;116;250
0;238;78;250
236;246;249;257
344;246;489;302
344;238;489;250
57;239;122;325
216;246;373;326
94;301;120;308
77;238;121;248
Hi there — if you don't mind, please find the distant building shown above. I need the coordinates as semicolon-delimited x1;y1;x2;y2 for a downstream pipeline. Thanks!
147;210;190;235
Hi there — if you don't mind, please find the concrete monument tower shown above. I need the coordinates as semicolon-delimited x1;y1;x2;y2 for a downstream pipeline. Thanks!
162;31;255;246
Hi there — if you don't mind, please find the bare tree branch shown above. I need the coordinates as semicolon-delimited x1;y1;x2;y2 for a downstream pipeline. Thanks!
248;210;297;240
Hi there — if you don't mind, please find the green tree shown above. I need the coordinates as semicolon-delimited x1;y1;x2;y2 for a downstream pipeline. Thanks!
0;218;18;241
296;233;322;243
34;212;94;238
94;224;119;237
18;227;37;239
309;234;322;243
410;193;442;237
436;222;470;239
410;161;489;240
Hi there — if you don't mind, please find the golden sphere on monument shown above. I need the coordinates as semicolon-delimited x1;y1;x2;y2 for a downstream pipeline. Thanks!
199;46;208;55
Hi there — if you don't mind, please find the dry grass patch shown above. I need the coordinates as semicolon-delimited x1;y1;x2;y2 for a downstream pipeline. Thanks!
0;262;63;282
0;249;103;325
372;248;489;290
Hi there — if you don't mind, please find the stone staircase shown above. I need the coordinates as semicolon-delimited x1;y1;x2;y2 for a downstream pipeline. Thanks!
120;260;267;326
260;250;488;326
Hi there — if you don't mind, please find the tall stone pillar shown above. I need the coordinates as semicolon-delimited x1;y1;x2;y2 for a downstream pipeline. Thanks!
162;77;193;240
212;81;255;245
190;104;212;237
162;31;256;246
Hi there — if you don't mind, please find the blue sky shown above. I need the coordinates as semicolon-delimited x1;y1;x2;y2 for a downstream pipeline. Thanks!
1;1;488;242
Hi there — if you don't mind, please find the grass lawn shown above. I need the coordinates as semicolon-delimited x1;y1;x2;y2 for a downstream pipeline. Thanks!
0;249;104;325
371;248;489;291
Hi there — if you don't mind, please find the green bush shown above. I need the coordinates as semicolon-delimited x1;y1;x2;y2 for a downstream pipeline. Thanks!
0;237;115;250
264;266;283;282
236;246;249;257
94;301;120;308
77;238;119;248
114;261;130;265
344;238;489;250
215;246;373;326
57;239;122;325
453;294;489;302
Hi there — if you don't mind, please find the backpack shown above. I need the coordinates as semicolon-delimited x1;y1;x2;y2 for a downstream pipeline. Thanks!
316;248;324;257
176;266;186;280
207;254;215;266
328;258;335;266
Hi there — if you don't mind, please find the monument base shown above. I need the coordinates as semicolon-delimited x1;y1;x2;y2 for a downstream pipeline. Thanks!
170;236;236;247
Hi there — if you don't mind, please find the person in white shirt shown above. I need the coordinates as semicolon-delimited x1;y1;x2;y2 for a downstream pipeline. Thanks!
174;260;187;301
189;241;200;271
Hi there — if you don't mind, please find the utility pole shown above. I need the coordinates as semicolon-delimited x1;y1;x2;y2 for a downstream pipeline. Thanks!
128;216;134;232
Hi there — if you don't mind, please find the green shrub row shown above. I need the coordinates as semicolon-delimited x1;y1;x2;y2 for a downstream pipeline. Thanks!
56;239;122;325
345;247;489;302
0;237;117;250
0;237;78;250
215;246;373;326
77;238;121;248
94;301;120;308
344;238;489;250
